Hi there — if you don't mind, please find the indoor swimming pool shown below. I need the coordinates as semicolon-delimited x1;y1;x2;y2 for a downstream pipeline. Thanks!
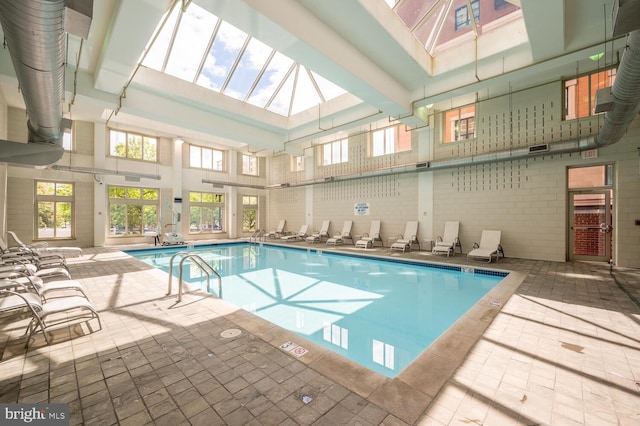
126;243;507;378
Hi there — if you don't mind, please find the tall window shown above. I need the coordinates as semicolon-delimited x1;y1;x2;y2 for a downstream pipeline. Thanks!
242;195;258;232
455;0;479;30
189;191;224;233
444;105;476;142
108;186;159;236
35;181;74;239
62;129;72;151
242;154;258;176
291;155;305;172
322;138;349;165
371;125;411;156
190;144;224;170
109;129;158;162
564;67;617;120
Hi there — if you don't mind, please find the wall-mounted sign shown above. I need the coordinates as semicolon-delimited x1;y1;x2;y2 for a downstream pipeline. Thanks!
354;203;370;215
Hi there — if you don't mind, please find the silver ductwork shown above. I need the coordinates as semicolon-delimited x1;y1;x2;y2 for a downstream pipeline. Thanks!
594;30;640;147
0;0;66;165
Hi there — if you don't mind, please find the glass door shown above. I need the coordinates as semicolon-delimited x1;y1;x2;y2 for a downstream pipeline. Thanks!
568;190;613;262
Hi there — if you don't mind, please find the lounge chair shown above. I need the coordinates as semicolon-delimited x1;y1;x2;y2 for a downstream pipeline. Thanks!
306;220;330;243
7;231;83;257
281;224;309;241
432;221;462;257
355;220;383;248
0;235;68;270
390;221;419;252
467;230;504;262
0;289;101;347
1;272;89;301
0;262;72;281
265;220;286;239
326;220;353;245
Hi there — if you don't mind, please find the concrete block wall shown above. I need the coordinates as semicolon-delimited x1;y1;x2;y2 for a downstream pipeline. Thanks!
267;186;306;235
614;119;640;268
310;173;421;245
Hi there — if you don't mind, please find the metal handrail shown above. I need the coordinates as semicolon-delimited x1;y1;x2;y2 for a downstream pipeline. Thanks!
167;251;222;302
249;229;265;243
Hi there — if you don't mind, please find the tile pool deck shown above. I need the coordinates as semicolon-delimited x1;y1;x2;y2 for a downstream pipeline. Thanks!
1;240;639;425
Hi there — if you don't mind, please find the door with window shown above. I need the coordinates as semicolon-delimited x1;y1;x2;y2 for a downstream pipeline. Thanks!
567;165;614;262
569;190;613;261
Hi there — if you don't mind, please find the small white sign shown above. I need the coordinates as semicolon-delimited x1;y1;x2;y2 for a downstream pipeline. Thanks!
280;341;298;352
581;149;598;159
354;203;370;216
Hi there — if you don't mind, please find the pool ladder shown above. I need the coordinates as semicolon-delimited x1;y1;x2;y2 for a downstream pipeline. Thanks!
249;229;265;243
167;251;222;302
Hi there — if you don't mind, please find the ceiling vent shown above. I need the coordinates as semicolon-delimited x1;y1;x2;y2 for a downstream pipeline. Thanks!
528;144;549;154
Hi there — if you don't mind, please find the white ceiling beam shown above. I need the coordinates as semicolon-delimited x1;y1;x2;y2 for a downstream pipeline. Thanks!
93;0;171;94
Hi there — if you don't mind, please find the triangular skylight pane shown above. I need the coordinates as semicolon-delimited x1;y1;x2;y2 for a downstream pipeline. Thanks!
414;5;442;49
225;37;273;101
388;0;522;57
291;67;322;115
142;4;180;70
311;71;347;101
165;3;218;82
268;67;295;116
247;52;293;109
395;0;439;30
197;21;247;92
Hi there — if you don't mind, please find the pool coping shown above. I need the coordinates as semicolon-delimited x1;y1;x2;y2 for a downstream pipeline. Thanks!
124;241;526;424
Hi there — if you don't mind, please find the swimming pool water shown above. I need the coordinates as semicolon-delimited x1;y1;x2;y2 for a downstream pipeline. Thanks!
127;243;505;378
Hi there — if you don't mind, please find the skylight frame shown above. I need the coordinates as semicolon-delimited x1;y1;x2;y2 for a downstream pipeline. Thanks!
140;0;347;117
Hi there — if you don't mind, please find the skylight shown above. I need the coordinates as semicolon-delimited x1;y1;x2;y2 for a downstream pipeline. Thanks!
141;1;347;117
387;0;521;55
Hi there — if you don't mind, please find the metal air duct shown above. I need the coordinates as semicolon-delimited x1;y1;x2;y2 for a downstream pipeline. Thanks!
594;30;640;147
0;0;66;165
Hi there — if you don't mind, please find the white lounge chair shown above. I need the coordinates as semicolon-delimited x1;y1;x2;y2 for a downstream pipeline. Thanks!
281;224;309;241
0;289;101;347
0;235;68;270
355;220;383;248
467;230;504;262
1;272;89;301
306;220;330;243
326;220;353;245
7;231;83;258
390;221;419;252
265;220;286;239
432;221;462;257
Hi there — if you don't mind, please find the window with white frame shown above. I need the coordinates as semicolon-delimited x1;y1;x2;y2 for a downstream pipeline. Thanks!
371;125;412;156
322;138;348;165
564;67;617;120
35;181;74;239
242;195;258;232
108;186;159;236
242;154;258;176
189;144;224;170
444;105;476;143
109;129;158;162
291;155;305;172
189;191;224;233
